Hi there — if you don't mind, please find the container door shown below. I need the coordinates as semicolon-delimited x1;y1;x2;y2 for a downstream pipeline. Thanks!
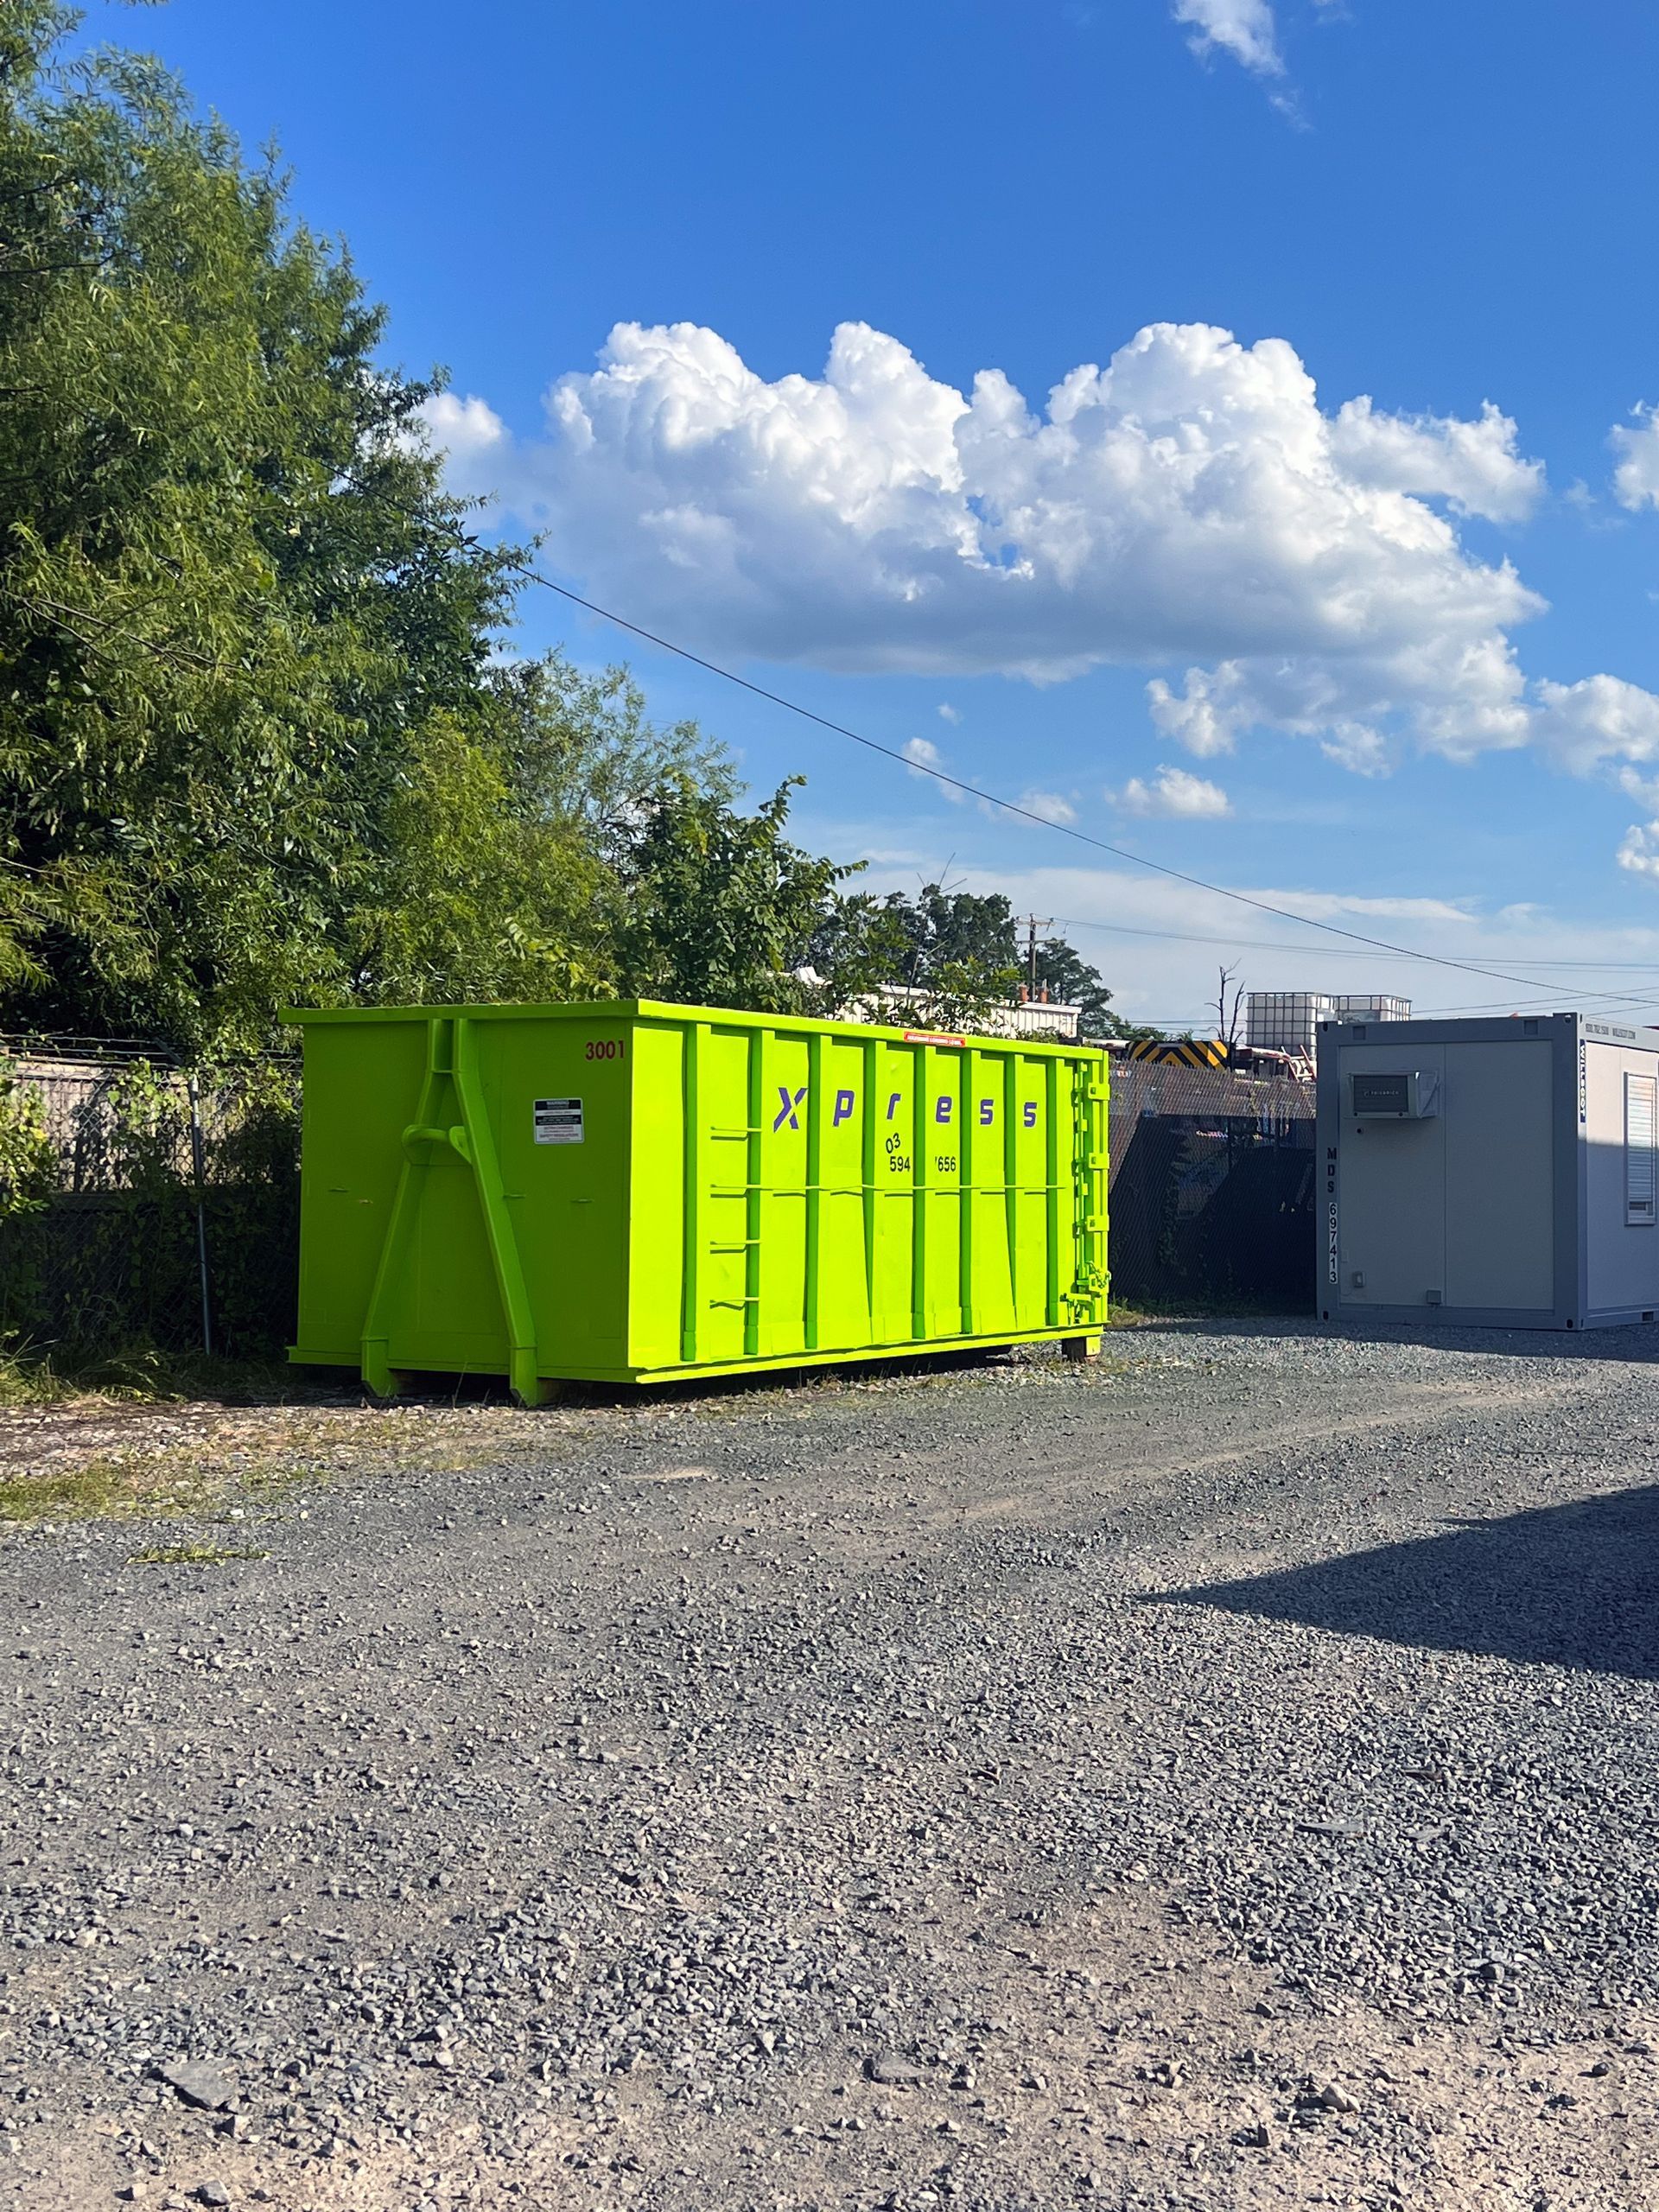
1337;1041;1446;1307
1443;1040;1554;1312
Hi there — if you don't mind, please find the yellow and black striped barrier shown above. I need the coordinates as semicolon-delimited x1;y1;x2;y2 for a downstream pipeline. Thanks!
1125;1037;1230;1068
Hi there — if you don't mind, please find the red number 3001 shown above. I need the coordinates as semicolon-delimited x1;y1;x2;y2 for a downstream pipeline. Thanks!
584;1039;624;1061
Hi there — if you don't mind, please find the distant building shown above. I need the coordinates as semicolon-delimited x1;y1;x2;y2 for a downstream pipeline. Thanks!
1245;991;1410;1060
855;982;1082;1042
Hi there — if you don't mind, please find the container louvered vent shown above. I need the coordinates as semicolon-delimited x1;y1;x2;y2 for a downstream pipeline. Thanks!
1625;1071;1657;1225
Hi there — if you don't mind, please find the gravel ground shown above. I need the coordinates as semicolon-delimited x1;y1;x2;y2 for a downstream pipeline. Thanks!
3;1319;1657;2212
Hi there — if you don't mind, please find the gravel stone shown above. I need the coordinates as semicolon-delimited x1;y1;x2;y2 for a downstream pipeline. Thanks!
868;2052;922;2085
155;2063;234;2113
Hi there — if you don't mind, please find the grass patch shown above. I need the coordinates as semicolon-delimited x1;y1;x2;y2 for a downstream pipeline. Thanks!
0;1454;221;1526
0;1341;325;1409
128;1540;267;1566
0;1408;573;1529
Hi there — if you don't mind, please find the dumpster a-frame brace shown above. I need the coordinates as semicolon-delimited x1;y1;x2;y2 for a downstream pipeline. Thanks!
359;1014;552;1406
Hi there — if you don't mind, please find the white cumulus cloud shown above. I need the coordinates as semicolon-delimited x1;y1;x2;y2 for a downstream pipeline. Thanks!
1172;0;1282;76
1611;405;1659;512
423;316;1659;784
1118;766;1233;819
1329;397;1543;524
1012;789;1078;826
420;390;507;463
1530;675;1659;777
899;733;963;800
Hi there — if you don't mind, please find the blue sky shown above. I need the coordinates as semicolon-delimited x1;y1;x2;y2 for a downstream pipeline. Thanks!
78;0;1659;1028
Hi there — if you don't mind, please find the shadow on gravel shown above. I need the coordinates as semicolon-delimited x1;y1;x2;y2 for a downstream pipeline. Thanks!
1163;1484;1659;1678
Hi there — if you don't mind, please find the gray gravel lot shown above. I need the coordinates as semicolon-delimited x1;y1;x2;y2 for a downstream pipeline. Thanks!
3;1319;1657;2211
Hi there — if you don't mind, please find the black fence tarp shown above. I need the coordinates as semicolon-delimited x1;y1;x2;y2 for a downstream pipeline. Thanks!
1108;1059;1315;1309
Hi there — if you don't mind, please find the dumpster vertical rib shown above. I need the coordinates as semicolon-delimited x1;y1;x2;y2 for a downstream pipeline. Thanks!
912;1042;930;1341
1003;1052;1020;1319
680;1020;705;1363
745;1027;764;1357
1096;1058;1110;1312
804;1031;823;1351
1045;1054;1061;1328
960;1045;976;1335
861;1036;878;1329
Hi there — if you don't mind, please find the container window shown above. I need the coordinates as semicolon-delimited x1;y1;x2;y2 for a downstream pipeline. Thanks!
1625;1071;1657;1225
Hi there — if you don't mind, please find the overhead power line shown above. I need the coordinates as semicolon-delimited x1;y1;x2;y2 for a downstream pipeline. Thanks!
18;492;1649;1014
1039;911;1659;975
501;557;1648;1008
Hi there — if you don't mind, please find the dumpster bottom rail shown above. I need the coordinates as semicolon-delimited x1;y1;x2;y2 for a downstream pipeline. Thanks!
290;1319;1105;1393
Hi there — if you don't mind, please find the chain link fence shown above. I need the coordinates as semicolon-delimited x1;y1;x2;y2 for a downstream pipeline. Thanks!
0;1050;300;1360
1108;1058;1315;1309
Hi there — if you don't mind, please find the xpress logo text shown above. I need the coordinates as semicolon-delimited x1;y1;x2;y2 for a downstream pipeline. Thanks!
772;1086;1039;1135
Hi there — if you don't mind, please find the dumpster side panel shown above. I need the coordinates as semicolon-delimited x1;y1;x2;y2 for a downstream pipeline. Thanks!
759;1027;810;1359
921;1044;965;1337
626;1018;686;1370
870;1035;912;1340
703;1022;756;1367
817;1029;874;1349
482;1014;631;1363
1014;1052;1057;1325
292;1019;429;1364
620;1012;1106;1379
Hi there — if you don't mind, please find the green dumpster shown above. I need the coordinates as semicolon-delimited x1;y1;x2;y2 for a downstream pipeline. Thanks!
282;1001;1109;1401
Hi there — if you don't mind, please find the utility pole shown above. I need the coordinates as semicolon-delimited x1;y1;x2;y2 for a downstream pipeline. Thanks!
1020;913;1052;996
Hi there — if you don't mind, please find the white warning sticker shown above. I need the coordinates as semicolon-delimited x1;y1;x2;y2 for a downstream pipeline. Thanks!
533;1096;583;1145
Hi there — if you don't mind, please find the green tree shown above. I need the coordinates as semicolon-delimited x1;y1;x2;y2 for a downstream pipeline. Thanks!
809;885;1147;1038
809;883;1020;1031
613;775;860;1014
0;2;523;1046
344;658;731;1007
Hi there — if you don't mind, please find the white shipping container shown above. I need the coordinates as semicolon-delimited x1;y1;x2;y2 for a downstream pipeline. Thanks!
1317;1012;1659;1330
